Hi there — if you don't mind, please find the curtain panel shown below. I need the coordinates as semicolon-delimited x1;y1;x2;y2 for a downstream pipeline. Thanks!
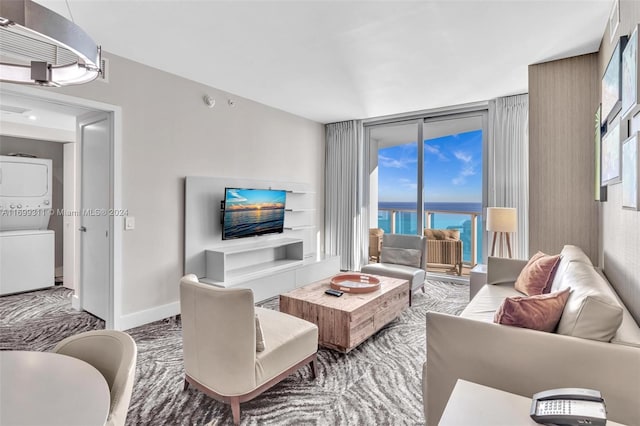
325;120;369;270
488;93;529;259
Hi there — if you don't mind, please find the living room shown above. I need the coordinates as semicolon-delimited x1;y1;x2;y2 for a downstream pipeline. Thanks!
1;1;639;425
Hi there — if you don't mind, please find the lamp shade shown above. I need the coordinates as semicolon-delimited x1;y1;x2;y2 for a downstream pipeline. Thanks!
486;207;517;232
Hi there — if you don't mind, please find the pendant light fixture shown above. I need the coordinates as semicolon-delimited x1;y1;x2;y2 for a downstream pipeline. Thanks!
0;0;101;86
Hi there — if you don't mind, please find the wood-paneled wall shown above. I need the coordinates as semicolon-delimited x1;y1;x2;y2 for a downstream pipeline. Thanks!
598;0;640;323
528;54;599;263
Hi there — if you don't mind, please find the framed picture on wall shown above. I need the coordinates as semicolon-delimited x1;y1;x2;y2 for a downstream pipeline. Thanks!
602;118;621;186
609;0;620;43
622;133;639;210
622;25;640;117
602;36;628;125
595;105;608;201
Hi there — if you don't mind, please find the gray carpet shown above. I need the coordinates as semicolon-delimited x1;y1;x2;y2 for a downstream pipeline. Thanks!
0;280;468;425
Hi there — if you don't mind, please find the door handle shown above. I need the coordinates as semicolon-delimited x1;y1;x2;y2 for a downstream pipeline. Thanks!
79;226;87;232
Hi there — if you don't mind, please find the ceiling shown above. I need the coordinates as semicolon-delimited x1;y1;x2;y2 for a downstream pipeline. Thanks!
25;1;613;124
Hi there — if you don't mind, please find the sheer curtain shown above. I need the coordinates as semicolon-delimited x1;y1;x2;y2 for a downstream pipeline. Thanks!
325;120;369;270
487;94;529;259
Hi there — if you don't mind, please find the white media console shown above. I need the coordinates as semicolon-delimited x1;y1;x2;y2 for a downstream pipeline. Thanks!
184;176;339;302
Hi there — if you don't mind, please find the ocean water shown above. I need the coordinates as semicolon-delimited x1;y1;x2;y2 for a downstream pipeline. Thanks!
377;202;483;263
223;209;285;239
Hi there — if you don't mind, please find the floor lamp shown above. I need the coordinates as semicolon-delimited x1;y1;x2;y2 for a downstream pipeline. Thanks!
486;207;517;258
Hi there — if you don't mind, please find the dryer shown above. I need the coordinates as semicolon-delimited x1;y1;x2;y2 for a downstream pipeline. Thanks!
0;155;55;295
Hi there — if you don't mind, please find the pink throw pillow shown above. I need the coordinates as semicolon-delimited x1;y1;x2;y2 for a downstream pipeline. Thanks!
514;251;561;295
494;288;571;332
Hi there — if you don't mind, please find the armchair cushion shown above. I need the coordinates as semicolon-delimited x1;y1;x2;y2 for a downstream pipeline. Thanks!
360;263;425;291
254;307;318;386
424;229;460;240
380;247;422;268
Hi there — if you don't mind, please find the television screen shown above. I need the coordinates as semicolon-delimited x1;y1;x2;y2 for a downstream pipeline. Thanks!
222;188;287;240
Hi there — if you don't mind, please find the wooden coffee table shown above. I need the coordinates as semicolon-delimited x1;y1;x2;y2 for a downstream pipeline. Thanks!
279;274;410;353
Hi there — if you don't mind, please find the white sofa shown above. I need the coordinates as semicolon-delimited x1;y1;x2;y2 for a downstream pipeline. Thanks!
423;245;640;426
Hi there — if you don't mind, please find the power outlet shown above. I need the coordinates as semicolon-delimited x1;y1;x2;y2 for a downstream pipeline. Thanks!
125;216;135;230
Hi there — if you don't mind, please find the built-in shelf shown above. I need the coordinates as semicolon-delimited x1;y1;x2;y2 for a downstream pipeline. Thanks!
286;190;316;194
284;225;316;231
285;208;316;212
205;238;304;283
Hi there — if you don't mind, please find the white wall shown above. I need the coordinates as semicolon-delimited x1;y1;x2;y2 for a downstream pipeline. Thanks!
29;52;325;324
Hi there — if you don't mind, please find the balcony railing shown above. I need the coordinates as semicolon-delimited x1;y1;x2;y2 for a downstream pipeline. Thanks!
377;208;483;266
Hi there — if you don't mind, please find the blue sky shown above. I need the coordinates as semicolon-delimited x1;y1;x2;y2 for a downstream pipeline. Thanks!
378;129;482;203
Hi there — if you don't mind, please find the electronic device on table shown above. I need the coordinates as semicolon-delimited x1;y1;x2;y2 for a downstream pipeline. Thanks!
530;388;606;426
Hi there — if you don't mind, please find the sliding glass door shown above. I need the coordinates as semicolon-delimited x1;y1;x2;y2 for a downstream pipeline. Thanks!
367;110;487;275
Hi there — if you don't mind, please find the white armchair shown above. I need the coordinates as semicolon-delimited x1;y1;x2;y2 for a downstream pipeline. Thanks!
361;233;427;304
180;274;319;425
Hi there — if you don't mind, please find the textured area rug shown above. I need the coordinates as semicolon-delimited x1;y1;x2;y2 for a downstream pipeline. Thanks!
0;280;468;425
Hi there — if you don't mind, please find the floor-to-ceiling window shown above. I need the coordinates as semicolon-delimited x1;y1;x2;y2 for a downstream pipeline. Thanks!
367;110;487;278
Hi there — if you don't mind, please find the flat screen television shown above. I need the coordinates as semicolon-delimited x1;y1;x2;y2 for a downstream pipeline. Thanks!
222;187;287;240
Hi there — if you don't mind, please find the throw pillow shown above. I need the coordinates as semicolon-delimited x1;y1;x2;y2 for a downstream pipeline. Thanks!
494;288;571;332
380;247;422;268
514;251;561;296
255;314;265;352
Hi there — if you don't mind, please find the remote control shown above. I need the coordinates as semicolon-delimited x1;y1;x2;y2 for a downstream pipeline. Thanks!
325;289;343;297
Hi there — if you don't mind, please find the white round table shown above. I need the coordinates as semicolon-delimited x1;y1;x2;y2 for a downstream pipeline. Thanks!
0;350;110;426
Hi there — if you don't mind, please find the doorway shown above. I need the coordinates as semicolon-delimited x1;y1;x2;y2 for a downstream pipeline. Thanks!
0;86;122;328
366;110;488;279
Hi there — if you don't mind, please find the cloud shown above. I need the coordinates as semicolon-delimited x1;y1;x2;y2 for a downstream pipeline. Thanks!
228;190;247;202
424;143;448;161
452;151;476;185
379;154;416;168
398;178;417;190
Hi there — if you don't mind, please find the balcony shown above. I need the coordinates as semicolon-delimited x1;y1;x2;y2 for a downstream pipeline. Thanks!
376;207;483;278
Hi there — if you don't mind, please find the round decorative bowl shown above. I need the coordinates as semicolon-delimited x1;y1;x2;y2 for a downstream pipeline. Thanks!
329;273;381;293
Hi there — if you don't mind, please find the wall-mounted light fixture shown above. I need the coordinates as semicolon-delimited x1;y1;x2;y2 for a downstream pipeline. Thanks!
0;0;102;86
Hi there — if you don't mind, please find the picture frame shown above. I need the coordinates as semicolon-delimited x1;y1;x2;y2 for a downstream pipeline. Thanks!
622;25;639;117
595;105;608;202
602;36;628;126
622;133;639;210
601;118;621;186
609;0;619;43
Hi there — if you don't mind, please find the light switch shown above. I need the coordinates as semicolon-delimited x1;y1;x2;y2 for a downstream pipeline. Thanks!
125;216;135;230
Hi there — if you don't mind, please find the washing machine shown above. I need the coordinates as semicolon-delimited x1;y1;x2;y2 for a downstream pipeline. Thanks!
0;155;55;295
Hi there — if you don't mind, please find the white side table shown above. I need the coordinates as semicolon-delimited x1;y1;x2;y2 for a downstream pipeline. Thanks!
469;263;487;300
440;379;624;426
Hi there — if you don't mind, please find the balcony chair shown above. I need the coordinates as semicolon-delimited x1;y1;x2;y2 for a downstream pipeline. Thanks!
180;274;319;425
369;228;384;262
423;228;463;276
52;330;138;426
361;233;427;304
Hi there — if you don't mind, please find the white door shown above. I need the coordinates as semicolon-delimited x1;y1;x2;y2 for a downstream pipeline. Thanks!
79;112;112;321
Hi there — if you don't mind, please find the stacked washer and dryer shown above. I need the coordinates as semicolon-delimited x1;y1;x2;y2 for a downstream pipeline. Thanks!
0;155;55;295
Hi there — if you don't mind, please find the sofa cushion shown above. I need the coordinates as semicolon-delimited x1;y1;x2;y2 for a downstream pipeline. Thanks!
555;262;623;342
494;288;571;332
461;283;523;322
514;251;561;296
380;247;422;268
550;245;593;291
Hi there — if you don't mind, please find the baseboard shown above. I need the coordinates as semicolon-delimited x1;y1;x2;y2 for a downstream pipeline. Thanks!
71;294;80;310
116;301;180;331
